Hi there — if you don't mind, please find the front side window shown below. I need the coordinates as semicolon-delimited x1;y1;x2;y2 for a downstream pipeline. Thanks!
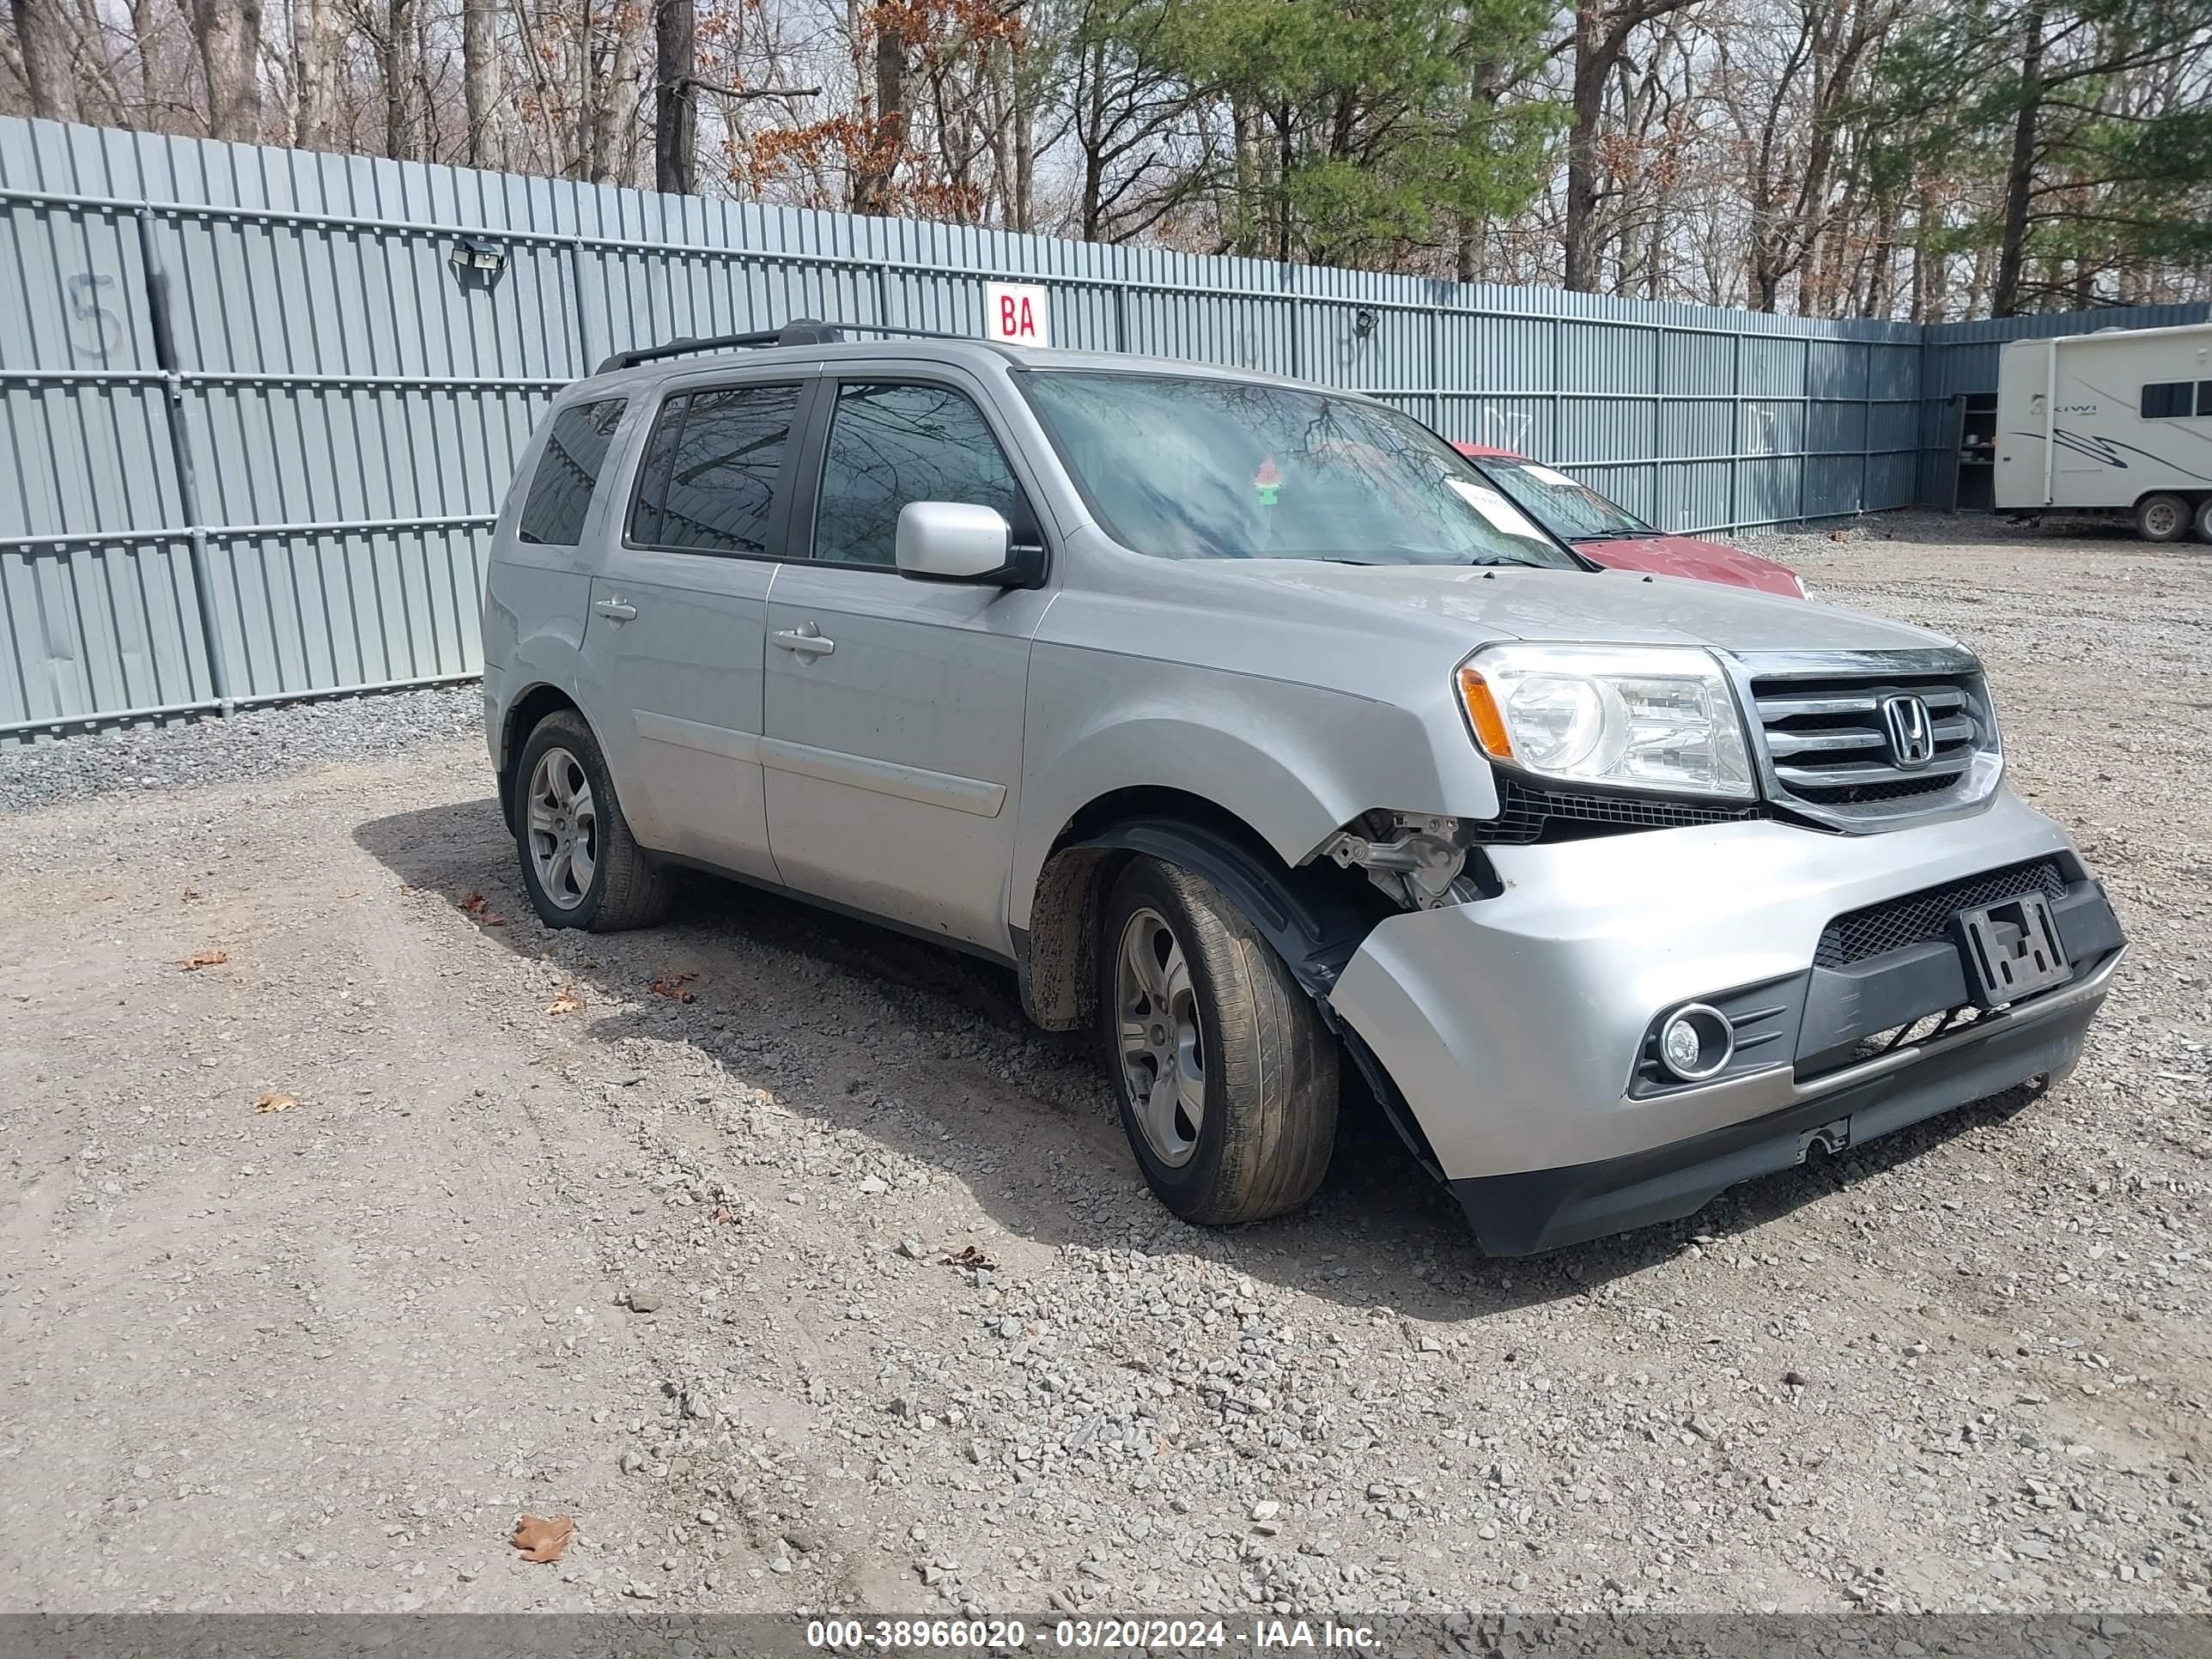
813;383;1025;566
1020;371;1572;568
1485;461;1651;540
518;398;625;545
2142;381;2195;419
629;382;801;554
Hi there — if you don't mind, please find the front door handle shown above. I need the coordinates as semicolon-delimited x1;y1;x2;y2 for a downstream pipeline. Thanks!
772;622;836;657
594;598;638;622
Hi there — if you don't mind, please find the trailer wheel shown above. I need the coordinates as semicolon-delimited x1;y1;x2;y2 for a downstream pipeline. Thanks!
2195;497;2212;544
2136;494;2190;543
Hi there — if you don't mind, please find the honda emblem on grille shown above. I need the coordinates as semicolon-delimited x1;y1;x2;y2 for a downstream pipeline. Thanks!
1880;694;1936;769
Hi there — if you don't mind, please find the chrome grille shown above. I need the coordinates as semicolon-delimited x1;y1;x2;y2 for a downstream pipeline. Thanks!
1736;650;1999;829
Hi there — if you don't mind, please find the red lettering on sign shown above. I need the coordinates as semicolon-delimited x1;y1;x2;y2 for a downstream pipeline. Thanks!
1016;296;1036;337
999;295;1019;336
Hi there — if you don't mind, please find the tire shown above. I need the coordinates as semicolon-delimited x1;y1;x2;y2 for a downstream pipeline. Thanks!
512;709;670;931
1097;856;1337;1226
2195;497;2212;544
2136;493;2190;543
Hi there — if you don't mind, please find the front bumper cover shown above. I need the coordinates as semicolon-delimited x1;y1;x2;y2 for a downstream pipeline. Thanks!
1452;944;2118;1255
1326;788;2125;1251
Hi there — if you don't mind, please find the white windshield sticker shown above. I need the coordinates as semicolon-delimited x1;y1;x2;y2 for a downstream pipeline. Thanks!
1519;464;1578;489
1447;477;1543;537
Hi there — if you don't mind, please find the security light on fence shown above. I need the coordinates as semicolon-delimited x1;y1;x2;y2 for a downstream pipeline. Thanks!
1353;307;1378;339
448;240;508;285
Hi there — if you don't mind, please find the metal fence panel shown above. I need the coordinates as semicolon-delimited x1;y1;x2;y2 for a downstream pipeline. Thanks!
0;112;2165;738
0;538;210;726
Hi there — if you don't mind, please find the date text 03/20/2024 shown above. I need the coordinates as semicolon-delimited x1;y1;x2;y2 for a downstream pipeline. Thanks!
803;1619;1377;1650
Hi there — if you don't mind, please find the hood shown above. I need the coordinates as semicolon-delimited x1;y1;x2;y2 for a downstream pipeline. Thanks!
1209;559;1949;654
1575;532;1805;597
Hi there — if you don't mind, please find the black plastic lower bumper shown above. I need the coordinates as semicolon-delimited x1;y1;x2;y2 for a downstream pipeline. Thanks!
1451;964;2113;1256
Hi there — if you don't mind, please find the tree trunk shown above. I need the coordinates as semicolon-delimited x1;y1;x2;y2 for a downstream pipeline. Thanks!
1991;2;2044;319
1561;0;1607;292
850;20;907;213
1230;97;1258;256
652;0;694;192
1009;37;1034;234
11;0;82;121
1273;101;1291;263
381;0;412;155
1078;39;1105;238
292;0;336;145
464;0;501;166
590;9;635;184
193;0;264;139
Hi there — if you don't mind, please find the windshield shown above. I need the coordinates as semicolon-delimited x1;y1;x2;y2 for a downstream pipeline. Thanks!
1482;460;1652;539
1021;372;1578;568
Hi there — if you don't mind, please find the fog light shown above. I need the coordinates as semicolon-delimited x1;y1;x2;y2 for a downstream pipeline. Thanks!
1658;1003;1734;1081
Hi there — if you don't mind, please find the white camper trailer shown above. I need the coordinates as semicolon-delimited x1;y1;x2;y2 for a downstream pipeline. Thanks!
1992;320;2212;543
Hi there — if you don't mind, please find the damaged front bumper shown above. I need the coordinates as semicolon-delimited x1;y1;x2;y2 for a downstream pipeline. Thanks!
1326;788;2126;1255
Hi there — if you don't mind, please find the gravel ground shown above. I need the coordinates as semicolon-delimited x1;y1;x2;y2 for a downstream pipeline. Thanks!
0;685;483;814
1;514;2208;1619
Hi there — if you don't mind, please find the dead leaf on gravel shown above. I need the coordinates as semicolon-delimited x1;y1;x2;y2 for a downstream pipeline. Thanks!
252;1092;301;1114
648;972;698;1003
547;983;583;1016
944;1245;996;1272
181;888;202;901
459;890;508;927
510;1514;574;1564
179;950;229;970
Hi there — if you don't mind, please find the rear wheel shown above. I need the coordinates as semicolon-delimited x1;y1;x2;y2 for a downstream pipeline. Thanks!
2194;496;2212;544
2136;493;2190;543
513;710;670;931
1097;856;1337;1225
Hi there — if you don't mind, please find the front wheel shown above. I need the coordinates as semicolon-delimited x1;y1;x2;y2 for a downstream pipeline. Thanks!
2194;496;2212;544
2136;493;2190;543
1097;857;1337;1226
513;710;670;931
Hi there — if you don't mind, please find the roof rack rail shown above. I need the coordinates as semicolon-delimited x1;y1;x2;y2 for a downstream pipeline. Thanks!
594;318;997;375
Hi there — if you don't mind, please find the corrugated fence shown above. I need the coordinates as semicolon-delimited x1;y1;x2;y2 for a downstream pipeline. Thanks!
0;115;2176;738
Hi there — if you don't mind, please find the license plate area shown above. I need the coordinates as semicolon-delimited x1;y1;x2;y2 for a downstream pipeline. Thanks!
1954;890;2070;1008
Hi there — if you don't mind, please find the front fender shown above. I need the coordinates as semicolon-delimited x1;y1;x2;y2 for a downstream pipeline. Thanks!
1012;653;1499;928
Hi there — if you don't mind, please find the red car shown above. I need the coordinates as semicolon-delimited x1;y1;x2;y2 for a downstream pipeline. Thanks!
1451;443;1807;599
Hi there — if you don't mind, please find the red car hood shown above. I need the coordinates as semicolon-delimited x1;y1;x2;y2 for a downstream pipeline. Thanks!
1573;532;1803;597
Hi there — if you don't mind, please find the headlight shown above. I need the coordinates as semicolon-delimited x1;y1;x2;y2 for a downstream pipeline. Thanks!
1455;642;1754;799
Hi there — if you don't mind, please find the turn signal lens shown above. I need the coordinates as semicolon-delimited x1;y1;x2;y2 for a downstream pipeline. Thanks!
1455;666;1515;760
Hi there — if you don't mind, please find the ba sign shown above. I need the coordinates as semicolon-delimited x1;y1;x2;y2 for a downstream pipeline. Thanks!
984;282;1052;347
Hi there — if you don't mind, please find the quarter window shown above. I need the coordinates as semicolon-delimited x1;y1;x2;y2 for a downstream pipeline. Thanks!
2142;381;2195;419
629;383;801;554
518;398;626;545
813;383;1025;567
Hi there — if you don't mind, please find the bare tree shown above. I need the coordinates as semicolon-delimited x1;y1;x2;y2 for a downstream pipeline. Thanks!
191;0;263;138
10;0;80;120
464;0;501;163
653;0;695;190
1561;0;1700;291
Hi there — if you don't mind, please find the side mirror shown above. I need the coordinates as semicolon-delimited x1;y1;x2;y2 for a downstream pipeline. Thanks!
895;501;1045;588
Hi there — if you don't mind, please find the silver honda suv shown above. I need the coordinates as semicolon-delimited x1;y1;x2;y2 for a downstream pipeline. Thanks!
479;320;2125;1254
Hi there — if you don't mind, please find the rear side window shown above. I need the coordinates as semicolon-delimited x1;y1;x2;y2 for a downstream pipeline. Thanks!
2142;381;2195;419
518;398;625;544
813;383;1024;566
628;383;802;554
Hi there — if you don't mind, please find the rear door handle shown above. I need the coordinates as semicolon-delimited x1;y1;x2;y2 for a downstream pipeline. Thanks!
594;598;638;622
772;623;836;657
